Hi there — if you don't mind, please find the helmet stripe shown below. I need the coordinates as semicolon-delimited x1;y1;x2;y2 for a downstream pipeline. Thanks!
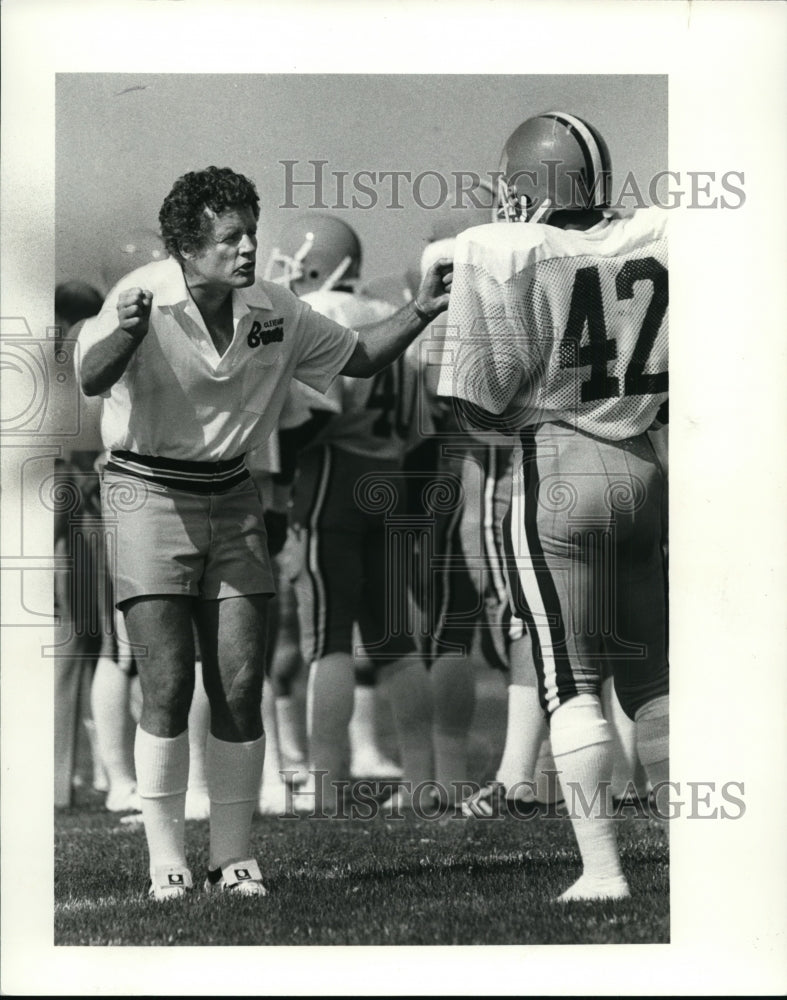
541;112;608;206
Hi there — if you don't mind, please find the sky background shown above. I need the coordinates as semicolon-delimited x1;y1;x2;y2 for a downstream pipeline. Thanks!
56;74;666;294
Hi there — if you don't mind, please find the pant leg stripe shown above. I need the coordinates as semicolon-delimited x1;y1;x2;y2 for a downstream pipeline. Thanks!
307;445;333;661
501;453;545;701
514;430;574;714
433;497;464;656
483;445;509;608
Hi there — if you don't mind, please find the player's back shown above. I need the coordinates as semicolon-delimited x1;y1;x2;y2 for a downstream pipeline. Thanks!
444;208;668;441
301;289;423;463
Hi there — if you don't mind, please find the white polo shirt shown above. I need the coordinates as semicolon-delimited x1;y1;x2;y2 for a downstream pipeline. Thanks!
76;257;359;462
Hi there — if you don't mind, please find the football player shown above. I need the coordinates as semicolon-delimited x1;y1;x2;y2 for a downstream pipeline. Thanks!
266;213;434;813
435;112;669;900
415;208;549;811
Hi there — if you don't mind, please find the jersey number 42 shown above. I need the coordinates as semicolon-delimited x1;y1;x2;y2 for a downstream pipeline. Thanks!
559;256;668;402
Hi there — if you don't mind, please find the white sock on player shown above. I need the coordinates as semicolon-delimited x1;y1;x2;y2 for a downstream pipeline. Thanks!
307;653;356;811
430;655;475;804
495;684;547;797
185;667;211;820
602;674;649;800
635;694;669;792
275;695;307;768
91;655;137;810
550;694;627;900
134;727;189;874
206;733;266;869
378;658;434;794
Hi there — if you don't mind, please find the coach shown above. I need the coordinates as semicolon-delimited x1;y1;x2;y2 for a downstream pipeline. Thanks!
77;166;451;900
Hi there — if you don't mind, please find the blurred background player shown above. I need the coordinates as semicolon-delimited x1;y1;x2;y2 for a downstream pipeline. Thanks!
54;283;140;813
408;205;553;810
266;212;434;813
435;112;669;900
266;215;405;783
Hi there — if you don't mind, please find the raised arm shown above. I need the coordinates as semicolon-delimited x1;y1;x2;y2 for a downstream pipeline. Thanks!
340;259;452;378
79;288;152;397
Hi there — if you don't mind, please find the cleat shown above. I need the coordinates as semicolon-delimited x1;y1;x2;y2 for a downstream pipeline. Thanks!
204;859;267;896
146;865;193;901
556;874;630;903
460;782;538;819
119;811;144;827
380;786;439;816
105;785;141;814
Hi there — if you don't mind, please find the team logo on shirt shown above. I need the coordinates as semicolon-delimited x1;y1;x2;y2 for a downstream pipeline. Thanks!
247;318;284;348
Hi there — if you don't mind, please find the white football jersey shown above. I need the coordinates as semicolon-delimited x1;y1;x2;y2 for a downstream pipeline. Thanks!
301;290;427;462
436;208;668;440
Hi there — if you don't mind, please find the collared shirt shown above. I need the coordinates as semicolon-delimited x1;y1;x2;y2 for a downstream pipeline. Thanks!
76;257;359;461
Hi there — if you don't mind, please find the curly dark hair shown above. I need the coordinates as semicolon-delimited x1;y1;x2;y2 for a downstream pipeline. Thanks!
158;166;260;259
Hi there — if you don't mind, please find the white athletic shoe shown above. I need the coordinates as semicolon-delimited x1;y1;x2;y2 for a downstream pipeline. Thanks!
350;753;403;779
147;864;193;902
460;782;537;819
556;873;631;903
105;785;141;813
204;859;267;897
380;786;439;815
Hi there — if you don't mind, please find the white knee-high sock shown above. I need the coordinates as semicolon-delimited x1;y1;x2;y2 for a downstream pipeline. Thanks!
430;655;475;800
635;694;669;788
134;727;190;874
207;733;266;869
348;686;379;757
306;653;356;807
495;684;548;793
602;675;637;798
54;659;84;808
187;668;210;799
275;695;307;765
533;736;563;804
378;658;434;792
91;656;136;805
550;694;623;883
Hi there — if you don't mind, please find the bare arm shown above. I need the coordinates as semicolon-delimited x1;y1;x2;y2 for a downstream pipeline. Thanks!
340;259;452;378
79;288;152;396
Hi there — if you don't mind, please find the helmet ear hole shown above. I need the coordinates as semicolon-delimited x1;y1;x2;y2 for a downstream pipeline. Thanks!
266;212;362;292
500;111;612;221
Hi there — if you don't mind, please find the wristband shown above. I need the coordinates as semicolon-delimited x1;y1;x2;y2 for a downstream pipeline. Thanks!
412;298;434;323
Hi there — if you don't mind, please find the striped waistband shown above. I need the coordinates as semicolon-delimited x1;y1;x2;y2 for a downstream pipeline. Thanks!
105;451;249;495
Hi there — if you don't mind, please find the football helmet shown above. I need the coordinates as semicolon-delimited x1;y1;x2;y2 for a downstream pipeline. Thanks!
497;111;612;224
265;212;362;294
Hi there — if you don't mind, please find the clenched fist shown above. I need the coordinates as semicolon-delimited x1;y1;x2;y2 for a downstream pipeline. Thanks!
117;288;153;340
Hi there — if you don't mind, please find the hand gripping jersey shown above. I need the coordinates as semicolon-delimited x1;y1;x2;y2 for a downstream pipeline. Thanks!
436;208;668;440
300;289;427;462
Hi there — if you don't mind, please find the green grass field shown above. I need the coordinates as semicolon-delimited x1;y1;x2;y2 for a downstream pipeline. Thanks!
55;800;668;947
55;664;668;947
